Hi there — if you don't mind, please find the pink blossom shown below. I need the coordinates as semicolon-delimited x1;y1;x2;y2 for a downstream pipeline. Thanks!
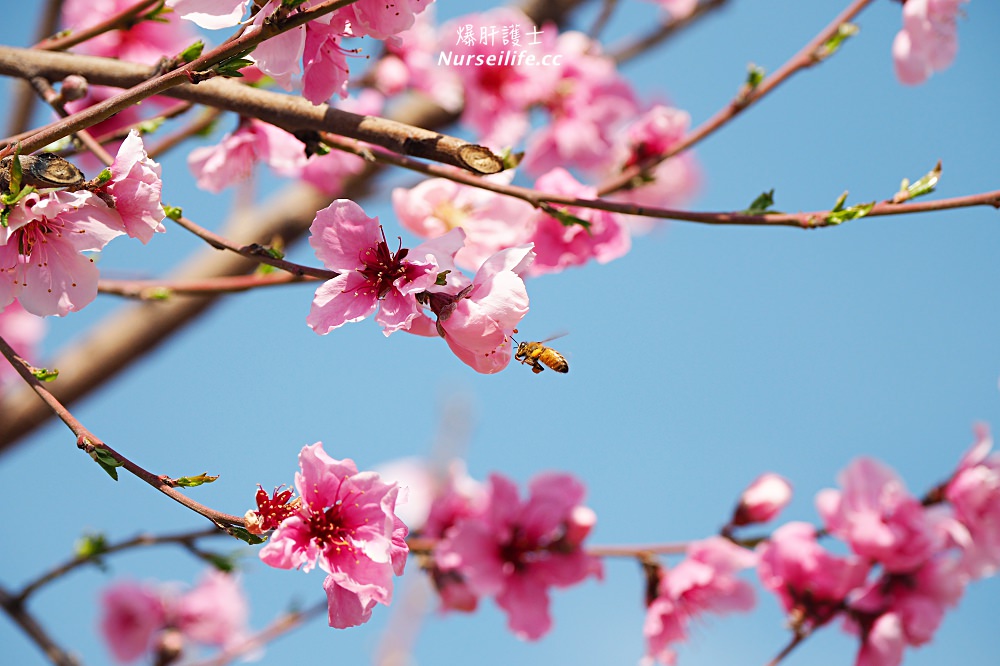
620;105;691;168
306;200;438;336
102;130;165;244
0;190;124;316
0;301;45;387
374;10;463;111
300;91;383;195
848;557;967;666
333;0;432;40
166;0;250;30
99;580;167;663
756;522;869;628
188;119;308;193
64;0;195;62
892;0;967;85
521;32;640;175
730;473;793;526
436;472;602;640
816;457;951;572
647;0;699;18
300;19;352;105
946;425;1000;578
527;168;630;276
392;175;535;271
258;442;408;628
175;570;250;649
442;9;561;146
644;537;756;665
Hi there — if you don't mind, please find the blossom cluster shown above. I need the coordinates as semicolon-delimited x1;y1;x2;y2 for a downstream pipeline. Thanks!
641;428;1000;666
305;199;534;373
100;570;251;663
0;131;165;317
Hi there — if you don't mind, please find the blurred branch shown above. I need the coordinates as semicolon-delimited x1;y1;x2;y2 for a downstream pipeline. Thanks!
99;272;320;298
0;584;79;666
610;0;730;64
5;0;63;136
599;0;876;195
13;527;224;604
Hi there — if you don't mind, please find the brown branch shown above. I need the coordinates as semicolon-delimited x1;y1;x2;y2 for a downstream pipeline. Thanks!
13;527;224;604
5;0;64;136
610;0;730;65
99;272;321;298
0;584;80;666
599;0;877;196
0;334;246;528
0;44;502;174
35;0;163;52
27;76;115;166
764;628;809;666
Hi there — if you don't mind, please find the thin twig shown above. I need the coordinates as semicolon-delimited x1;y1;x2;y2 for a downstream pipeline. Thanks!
610;0;730;64
599;0;877;195
5;0;65;136
0;584;80;666
35;0;163;51
99;272;320;298
0;334;246;529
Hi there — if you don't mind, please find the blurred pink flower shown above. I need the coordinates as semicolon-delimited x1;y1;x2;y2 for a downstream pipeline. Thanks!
102;129;165;244
0;190;123;316
187;119;308;193
757;521;869;628
258;442;408;628
176;570;250;649
946;425;1000;578
374;10;463;111
333;0;432;40
647;0;698;18
392;175;536;271
644;537;756;665
816;457;952;572
731;472;793;526
892;0;967;85
527;168;630;276
306;200;438;336
0;301;45;387
436;472;602;640
99;580;167;663
300;91;383;195
64;0;195;62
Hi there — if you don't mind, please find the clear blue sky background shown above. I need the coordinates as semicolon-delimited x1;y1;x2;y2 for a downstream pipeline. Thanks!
2;1;999;665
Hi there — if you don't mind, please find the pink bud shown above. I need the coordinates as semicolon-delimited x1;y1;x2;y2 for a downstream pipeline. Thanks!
59;75;89;102
732;473;792;526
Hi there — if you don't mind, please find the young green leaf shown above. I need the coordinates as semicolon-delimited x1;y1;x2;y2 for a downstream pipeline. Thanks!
820;23;859;59
179;40;205;63
893;161;942;203
541;204;592;232
175;472;220;488
230;526;266;545
163;205;183;221
31;367;59;382
91;448;123;481
741;189;779;215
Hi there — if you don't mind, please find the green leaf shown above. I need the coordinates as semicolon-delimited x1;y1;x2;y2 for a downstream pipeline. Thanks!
215;57;254;78
821;22;859;58
74;532;108;559
893;161;942;203
178;40;205;63
96;168;112;185
830;190;849;212
138;117;166;135
543;205;592;232
282;0;309;8
204;552;238;573
745;63;765;90
435;270;451;286
826;200;874;225
91;448;123;481
163;205;183;221
230;527;266;545
9;150;23;195
741;189;779;215
147;287;173;300
31;367;59;382
175;472;220;488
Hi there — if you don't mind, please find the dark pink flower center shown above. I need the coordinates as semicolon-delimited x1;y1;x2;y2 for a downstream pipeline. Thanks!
306;495;363;559
357;228;411;299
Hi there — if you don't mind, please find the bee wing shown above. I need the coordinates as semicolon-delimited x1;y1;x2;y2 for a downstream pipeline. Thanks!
539;331;569;344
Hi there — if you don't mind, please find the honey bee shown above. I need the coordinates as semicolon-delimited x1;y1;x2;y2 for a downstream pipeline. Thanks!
514;338;569;374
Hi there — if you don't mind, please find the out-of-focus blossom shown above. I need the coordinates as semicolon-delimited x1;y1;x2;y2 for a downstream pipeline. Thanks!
300;91;384;195
258;442;408;628
0;190;124;316
374;10;463;111
332;0;432;40
0;301;45;387
816;457;953;572
187;119;308;193
730;473;793;526
757;522;869;629
65;0;194;62
647;0;698;18
102;129;165;243
527;168;630;276
100;581;167;663
521;32;639;176
892;0;967;85
436;472;602;639
392;175;536;272
176;570;250;649
644;537;756;665
306;200;438;336
946;425;1000;578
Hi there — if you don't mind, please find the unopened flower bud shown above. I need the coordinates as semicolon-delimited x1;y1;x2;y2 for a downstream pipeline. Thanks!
59;75;89;102
731;473;792;526
152;627;184;666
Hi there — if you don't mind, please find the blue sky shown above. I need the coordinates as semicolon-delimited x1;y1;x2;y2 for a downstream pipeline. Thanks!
2;1;999;665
